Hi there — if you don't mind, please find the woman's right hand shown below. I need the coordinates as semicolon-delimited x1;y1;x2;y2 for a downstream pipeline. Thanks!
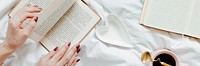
3;4;41;52
38;42;81;66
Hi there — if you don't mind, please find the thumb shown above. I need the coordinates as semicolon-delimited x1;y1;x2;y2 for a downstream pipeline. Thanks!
24;16;38;34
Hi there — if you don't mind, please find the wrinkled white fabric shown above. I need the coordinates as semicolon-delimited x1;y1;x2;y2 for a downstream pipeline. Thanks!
0;0;16;20
0;0;200;66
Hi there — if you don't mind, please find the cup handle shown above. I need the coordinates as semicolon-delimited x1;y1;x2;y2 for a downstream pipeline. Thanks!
180;63;188;66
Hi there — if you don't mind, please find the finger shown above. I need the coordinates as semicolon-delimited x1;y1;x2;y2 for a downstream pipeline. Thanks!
41;50;57;62
13;6;41;17
11;12;36;26
50;42;71;63
23;16;38;34
59;46;80;65
66;49;79;66
13;5;41;17
26;3;38;7
59;44;80;65
23;6;42;13
70;58;80;66
19;12;36;23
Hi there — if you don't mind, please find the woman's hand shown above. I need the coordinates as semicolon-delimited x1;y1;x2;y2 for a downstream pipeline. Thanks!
3;5;42;51
38;42;81;66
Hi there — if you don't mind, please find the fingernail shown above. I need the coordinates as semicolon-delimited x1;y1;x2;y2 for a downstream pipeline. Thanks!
76;59;80;62
34;17;38;22
68;42;71;46
76;45;80;49
77;48;81;53
53;47;58;51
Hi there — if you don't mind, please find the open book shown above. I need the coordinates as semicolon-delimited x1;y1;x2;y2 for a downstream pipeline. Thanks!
9;0;100;51
140;0;200;38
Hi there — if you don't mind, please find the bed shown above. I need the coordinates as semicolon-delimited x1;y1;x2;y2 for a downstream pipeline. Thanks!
0;0;200;66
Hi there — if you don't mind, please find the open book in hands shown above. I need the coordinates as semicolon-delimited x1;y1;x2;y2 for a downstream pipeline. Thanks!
9;0;100;51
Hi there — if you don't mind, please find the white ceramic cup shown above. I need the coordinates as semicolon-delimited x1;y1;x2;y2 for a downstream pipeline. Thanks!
149;49;188;66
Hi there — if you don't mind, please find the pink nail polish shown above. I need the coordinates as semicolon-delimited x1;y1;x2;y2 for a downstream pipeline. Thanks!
54;47;58;51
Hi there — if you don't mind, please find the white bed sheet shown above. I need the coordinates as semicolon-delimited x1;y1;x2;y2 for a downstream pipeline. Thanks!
1;0;200;66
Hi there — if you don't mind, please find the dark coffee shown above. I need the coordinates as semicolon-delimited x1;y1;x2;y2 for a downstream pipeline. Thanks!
153;53;176;66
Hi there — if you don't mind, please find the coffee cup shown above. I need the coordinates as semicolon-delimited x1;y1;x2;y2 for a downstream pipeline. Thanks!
148;49;188;66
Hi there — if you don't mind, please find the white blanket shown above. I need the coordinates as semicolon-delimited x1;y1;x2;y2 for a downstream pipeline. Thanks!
1;0;200;66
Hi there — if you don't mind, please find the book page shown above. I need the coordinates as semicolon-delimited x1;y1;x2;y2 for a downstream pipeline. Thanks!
30;0;76;42
141;0;193;34
9;0;55;17
40;0;100;51
9;0;77;42
186;0;200;38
